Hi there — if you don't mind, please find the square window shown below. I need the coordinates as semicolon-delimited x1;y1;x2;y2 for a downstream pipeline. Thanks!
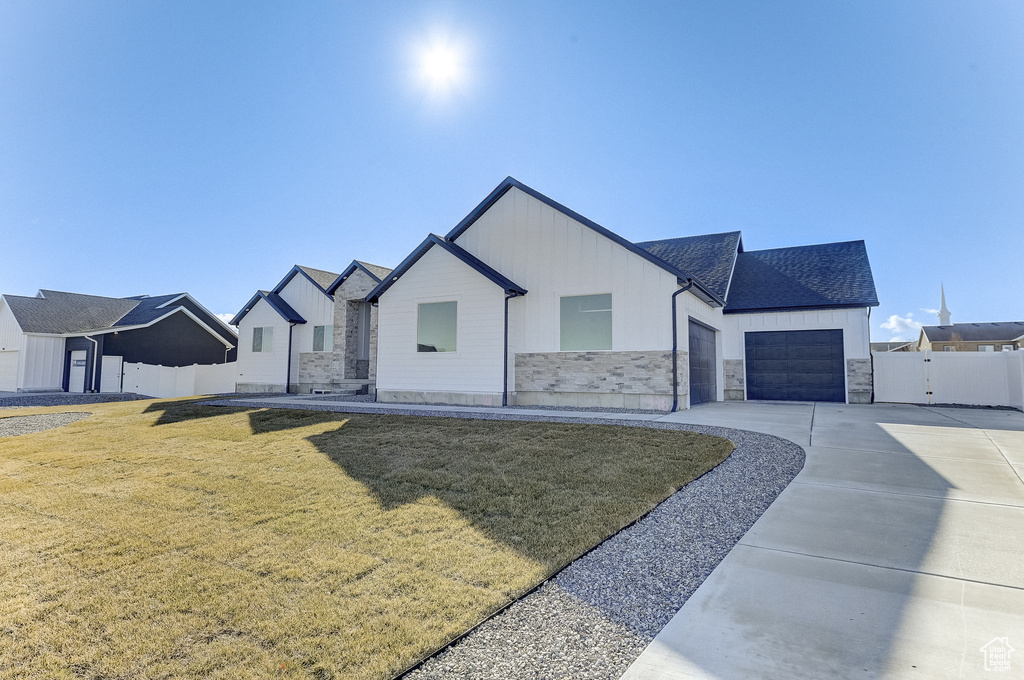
313;325;333;352
417;301;457;352
560;294;612;351
252;326;274;353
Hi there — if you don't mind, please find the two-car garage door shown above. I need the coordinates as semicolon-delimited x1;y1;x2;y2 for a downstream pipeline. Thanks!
745;330;846;402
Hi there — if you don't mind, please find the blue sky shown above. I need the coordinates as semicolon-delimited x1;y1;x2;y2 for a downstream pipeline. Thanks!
2;1;1022;340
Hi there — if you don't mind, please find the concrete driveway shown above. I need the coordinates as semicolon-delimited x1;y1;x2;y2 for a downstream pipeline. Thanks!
623;401;1024;679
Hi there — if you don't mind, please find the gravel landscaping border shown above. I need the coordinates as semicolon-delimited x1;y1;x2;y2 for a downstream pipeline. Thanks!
204;396;804;680
0;393;150;410
0;412;93;437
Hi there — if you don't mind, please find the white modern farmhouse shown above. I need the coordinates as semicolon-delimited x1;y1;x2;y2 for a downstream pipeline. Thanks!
231;261;391;393
366;177;879;409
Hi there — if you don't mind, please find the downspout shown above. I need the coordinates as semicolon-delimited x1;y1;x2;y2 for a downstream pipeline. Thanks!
867;306;874;404
85;335;99;393
286;322;296;394
503;292;517;407
671;279;694;412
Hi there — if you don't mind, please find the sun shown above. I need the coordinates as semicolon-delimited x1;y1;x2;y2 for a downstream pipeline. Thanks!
415;36;467;96
422;45;460;88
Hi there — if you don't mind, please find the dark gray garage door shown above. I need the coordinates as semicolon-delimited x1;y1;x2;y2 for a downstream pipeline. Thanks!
745;330;845;402
688;320;717;405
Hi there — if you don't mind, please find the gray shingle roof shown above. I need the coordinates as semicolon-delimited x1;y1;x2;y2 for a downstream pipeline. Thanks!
113;294;184;327
3;289;232;338
725;240;879;313
636;232;741;301
921;322;1024;343
5;290;140;334
296;265;340;292
355;261;393;281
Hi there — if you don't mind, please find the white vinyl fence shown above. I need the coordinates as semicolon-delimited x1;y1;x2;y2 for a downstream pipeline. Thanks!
873;350;1024;410
118;362;237;399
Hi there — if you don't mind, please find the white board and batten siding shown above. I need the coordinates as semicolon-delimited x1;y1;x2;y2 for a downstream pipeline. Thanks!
19;335;66;391
277;273;335;383
376;245;507;396
0;299;24;390
874;350;1024;410
721;308;872;360
452;186;725;390
235;298;290;388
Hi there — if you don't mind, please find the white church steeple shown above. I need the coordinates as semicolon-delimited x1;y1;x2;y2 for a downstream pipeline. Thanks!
938;284;951;326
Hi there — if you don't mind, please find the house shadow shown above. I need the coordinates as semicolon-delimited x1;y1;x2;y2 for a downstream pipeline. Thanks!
142;399;720;573
302;414;731;571
143;398;258;426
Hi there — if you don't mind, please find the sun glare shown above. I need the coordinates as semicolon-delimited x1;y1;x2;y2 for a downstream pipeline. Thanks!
414;36;468;98
422;45;460;88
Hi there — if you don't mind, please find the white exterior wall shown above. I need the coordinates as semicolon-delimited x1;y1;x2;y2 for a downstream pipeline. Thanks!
276;275;335;383
0;299;23;352
721;308;872;360
235;298;289;389
376;245;506;397
20;335;66;391
0;300;23;391
453;187;722;392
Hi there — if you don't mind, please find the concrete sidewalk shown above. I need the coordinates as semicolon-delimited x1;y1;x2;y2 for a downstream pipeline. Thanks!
622;402;1024;679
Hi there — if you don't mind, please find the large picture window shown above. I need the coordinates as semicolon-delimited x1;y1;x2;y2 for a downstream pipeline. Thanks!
313;325;334;352
417;301;457;352
560;294;612;351
252;326;274;353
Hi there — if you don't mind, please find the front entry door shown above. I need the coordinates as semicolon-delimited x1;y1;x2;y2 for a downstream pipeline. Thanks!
68;350;87;393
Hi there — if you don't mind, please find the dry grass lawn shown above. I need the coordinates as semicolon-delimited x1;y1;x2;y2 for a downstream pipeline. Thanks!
0;399;732;679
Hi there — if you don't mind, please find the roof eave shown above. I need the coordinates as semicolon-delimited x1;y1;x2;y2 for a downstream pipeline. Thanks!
365;235;527;303
272;265;334;299
445;177;720;304
326;260;384;295
724;302;877;315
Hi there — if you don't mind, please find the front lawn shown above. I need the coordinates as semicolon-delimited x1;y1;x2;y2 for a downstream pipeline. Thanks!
0;399;732;679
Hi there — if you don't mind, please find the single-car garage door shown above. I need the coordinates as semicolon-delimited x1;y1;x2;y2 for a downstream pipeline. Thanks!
745;330;845;402
688;320;717;405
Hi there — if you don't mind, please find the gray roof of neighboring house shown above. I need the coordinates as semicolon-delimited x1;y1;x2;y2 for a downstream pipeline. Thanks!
636;232;742;301
871;341;915;352
3;289;231;336
5;290;140;334
921;322;1024;343
724;240;879;313
113;293;185;326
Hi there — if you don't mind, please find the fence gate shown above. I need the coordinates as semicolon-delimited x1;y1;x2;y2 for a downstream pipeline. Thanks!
873;350;1024;409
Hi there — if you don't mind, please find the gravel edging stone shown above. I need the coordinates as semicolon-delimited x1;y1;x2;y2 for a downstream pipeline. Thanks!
0;412;93;437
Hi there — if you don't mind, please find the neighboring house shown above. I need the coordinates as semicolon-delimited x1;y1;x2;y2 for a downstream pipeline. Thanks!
231;262;392;393
366;177;879;409
0;290;238;393
871;341;916;352
917;322;1024;352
